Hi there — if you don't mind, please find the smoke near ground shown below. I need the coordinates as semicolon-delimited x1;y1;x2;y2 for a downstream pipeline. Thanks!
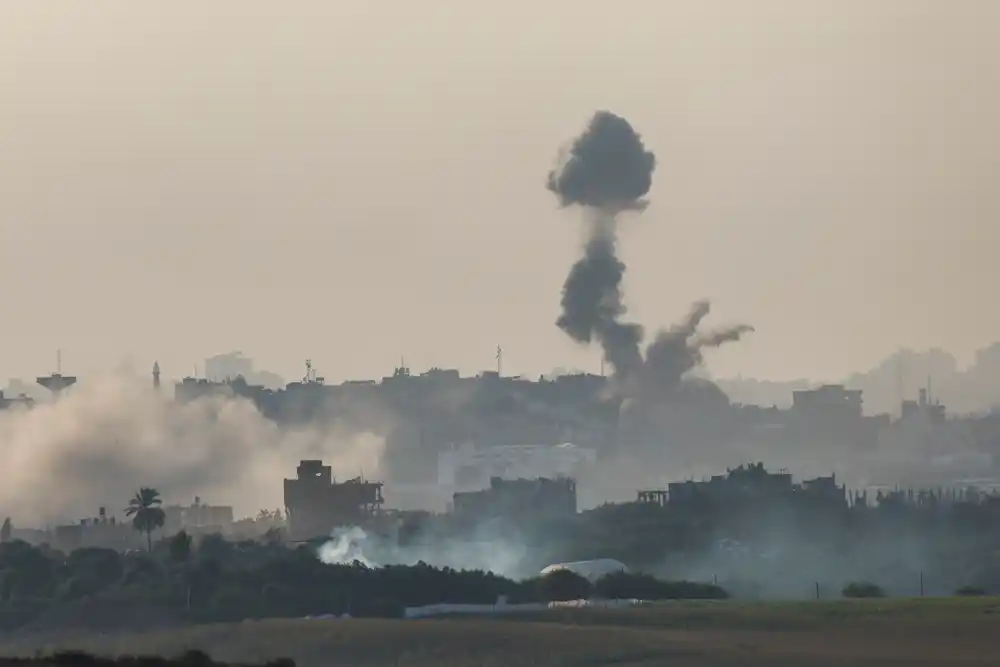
318;524;529;578
0;374;385;525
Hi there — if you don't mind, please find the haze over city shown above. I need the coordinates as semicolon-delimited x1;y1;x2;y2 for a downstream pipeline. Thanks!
3;0;999;386
5;4;1000;666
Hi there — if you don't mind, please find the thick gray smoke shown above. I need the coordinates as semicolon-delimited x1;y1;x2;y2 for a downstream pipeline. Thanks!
547;111;655;377
548;112;752;393
0;373;386;525
639;301;755;399
547;111;656;210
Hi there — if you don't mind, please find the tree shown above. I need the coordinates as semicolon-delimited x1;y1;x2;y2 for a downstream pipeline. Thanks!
842;581;885;598
537;569;592;602
125;487;166;552
169;530;193;564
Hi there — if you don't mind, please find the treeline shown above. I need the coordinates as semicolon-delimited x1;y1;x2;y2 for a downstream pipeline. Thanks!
0;534;726;631
0;651;291;667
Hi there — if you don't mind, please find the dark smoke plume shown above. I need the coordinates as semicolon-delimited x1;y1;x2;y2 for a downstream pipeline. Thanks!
547;111;656;376
640;300;755;398
547;111;657;210
547;112;752;401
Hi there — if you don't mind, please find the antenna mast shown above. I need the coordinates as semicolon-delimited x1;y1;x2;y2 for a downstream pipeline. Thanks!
896;354;904;415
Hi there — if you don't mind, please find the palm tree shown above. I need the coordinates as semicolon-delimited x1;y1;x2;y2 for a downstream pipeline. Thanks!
125;487;166;552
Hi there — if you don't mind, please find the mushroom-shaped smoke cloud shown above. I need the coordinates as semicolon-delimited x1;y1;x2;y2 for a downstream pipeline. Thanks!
547;112;752;403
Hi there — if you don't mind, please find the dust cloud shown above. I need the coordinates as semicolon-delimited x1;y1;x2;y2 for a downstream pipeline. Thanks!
0;373;385;525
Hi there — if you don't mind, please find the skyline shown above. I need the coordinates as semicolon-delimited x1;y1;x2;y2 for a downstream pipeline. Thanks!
3;1;999;384
8;337;1000;388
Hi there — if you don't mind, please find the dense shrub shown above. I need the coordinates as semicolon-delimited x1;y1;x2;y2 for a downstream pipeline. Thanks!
594;572;728;600
954;585;988;597
841;581;885;599
0;537;733;631
168;531;193;564
0;539;527;629
0;651;294;667
536;569;592;602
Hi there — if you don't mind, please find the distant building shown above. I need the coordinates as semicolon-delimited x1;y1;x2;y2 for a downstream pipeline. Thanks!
792;385;863;420
438;443;597;489
452;476;577;521
162;497;234;535
640;463;846;509
174;377;233;402
205;351;254;383
0;390;33;411
283;460;384;541
900;388;946;423
53;507;135;552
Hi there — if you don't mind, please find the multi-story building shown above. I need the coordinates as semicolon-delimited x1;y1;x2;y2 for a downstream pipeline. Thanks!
283;460;384;541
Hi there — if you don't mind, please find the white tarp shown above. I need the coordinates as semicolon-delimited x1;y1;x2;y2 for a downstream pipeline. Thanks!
539;558;629;581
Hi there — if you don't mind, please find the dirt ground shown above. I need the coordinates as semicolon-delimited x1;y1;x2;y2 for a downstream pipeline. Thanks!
4;598;1000;667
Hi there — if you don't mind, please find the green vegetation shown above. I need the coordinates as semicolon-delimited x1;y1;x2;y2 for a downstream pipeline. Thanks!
6;599;1000;667
0;536;726;633
841;581;885;598
125;489;166;553
0;651;291;667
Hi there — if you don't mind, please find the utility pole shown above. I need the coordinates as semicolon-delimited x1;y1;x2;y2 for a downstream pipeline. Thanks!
496;345;503;376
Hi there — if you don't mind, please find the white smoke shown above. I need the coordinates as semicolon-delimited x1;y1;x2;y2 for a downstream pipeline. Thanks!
317;524;529;577
317;526;378;567
0;373;386;526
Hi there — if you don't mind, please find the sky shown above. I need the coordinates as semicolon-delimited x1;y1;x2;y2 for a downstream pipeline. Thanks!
1;1;999;385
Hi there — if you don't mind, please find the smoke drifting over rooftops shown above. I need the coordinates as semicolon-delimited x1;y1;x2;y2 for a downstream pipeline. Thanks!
640;300;755;399
0;374;385;525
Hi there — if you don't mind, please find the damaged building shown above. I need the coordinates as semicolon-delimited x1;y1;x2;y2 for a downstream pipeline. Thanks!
283;459;385;541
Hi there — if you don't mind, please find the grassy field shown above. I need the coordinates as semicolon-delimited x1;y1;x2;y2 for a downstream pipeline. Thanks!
4;597;1000;667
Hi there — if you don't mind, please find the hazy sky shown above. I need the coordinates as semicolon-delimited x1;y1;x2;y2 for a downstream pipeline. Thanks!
2;1;998;385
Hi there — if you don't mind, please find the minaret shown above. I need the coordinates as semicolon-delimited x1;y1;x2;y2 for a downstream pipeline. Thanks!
152;361;161;391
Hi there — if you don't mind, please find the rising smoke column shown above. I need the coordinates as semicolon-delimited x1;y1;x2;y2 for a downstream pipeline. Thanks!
640;300;755;399
547;111;657;377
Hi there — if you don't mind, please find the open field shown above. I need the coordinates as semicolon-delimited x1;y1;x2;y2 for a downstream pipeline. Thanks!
4;598;1000;667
